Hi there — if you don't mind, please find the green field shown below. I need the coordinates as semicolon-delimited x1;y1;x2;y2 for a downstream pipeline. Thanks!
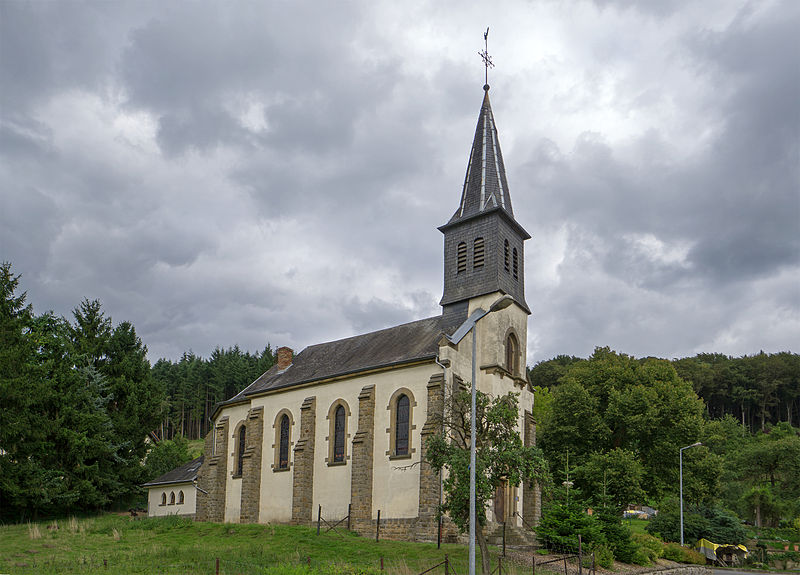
0;514;536;575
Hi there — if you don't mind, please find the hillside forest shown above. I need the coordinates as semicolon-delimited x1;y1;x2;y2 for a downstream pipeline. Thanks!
2;262;799;538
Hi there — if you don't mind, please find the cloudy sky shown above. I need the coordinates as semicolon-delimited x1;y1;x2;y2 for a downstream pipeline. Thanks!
1;1;798;366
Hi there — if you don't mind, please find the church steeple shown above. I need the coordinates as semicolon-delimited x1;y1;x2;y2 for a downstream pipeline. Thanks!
439;86;531;316
448;87;514;226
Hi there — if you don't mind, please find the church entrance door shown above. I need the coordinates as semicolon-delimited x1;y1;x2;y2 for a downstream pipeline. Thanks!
494;483;506;522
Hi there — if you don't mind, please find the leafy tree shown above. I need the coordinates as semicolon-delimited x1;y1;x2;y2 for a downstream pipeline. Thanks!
645;498;746;544
574;448;646;511
426;389;549;574
144;435;193;481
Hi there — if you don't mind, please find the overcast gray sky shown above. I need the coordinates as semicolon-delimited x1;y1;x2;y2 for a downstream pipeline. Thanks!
1;0;798;365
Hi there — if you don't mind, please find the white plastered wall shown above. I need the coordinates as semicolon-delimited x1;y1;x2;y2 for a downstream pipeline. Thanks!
147;483;197;517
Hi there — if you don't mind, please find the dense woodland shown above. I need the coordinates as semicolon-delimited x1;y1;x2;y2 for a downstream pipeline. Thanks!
2;261;800;534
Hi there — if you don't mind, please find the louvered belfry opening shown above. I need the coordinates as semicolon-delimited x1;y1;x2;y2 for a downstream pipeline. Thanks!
457;242;467;273
473;237;485;269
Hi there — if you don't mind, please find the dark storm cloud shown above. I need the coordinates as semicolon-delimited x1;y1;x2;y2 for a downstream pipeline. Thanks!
1;1;796;364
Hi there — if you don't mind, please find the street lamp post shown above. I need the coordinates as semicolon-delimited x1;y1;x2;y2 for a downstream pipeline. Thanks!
446;294;515;575
679;442;702;546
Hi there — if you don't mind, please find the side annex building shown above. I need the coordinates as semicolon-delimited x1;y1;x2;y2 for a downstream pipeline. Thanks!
196;85;541;541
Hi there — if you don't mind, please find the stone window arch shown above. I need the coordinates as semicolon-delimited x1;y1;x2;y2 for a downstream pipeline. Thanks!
326;399;351;465
178;490;184;505
272;409;295;471
505;331;520;376
457;242;467;274
473;237;485;269
233;422;246;477
169;491;176;505
160;492;166;506
386;388;417;459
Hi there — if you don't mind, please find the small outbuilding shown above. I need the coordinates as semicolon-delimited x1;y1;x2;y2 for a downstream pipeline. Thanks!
143;456;204;518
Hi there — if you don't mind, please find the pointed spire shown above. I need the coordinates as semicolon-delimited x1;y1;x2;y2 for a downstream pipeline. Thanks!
447;86;514;226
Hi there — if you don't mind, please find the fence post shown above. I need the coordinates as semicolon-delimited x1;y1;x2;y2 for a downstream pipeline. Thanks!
445;554;450;575
532;554;535;575
215;557;220;575
376;509;381;542
592;551;596;575
348;503;352;531
438;516;442;549
317;504;322;535
499;555;503;574
578;534;583;575
563;555;567;575
380;556;384;571
308;556;311;567
103;559;107;569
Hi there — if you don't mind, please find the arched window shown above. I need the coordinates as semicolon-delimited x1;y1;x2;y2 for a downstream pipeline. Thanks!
169;491;175;505
457;242;467;274
473;237;485;269
279;414;290;469
333;405;346;463
506;333;519;376
504;239;510;272
395;394;410;456
236;424;246;476
161;492;167;506
178;490;184;505
512;248;519;280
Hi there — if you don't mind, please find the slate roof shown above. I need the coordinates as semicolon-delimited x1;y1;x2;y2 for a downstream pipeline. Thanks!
221;313;463;407
142;456;204;487
447;87;514;227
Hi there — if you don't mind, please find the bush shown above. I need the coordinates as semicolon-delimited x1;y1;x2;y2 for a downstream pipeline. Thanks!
662;543;706;564
593;543;615;569
631;549;652;566
632;533;664;562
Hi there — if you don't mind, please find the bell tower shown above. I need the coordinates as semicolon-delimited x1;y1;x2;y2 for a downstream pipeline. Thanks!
439;85;531;320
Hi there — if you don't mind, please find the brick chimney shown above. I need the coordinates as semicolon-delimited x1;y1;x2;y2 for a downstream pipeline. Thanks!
276;346;293;370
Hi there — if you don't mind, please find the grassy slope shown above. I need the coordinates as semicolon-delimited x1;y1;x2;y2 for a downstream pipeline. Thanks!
0;514;535;575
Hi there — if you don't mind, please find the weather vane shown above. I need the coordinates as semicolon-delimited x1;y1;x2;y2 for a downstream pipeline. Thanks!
478;27;494;89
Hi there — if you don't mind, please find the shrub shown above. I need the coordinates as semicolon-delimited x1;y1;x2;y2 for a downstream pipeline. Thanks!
662;543;706;564
632;533;663;562
593;543;615;569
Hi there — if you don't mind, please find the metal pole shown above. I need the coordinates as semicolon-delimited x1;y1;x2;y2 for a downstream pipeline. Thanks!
679;442;702;546
317;504;321;535
679;448;684;546
578;534;583;575
376;509;381;542
503;521;506;556
469;327;477;575
348;503;352;531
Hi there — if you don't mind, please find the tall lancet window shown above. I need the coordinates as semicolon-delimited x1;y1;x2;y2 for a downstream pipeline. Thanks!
512;248;519;280
457;242;467;273
395;394;410;456
473;237;485;269
506;333;519;376
236;424;246;476
278;414;290;469
504;240;510;272
333;405;346;463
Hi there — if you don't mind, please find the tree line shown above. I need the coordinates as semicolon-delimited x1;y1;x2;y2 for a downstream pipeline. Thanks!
530;347;800;530
0;263;271;521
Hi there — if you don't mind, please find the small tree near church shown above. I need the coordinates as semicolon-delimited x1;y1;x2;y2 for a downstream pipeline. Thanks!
426;389;550;575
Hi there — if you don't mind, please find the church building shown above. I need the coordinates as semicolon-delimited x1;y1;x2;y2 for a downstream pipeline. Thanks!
196;84;540;542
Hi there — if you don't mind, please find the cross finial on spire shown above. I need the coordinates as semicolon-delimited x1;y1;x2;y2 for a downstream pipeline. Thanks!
479;27;494;90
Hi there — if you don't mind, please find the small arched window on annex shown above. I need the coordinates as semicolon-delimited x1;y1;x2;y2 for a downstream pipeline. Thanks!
504;239;510;273
169;491;176;505
505;331;520;377
457;242;467;274
473;237;485;269
272;409;294;472
160;492;167;506
178;490;185;505
512;248;519;280
233;422;246;478
326;400;351;465
386;388;417;459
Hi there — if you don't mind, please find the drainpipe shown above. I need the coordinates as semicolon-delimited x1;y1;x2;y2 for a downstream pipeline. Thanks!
434;355;448;546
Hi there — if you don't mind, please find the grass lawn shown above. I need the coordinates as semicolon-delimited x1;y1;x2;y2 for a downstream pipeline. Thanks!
0;514;542;575
624;518;649;535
